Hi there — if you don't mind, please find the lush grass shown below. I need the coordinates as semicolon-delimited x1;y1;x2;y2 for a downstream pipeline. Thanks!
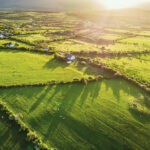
13;34;69;45
104;43;150;53
48;39;101;52
0;79;149;150
0;39;33;49
119;36;150;47
0;10;150;150
98;56;150;84
135;53;150;61
0;111;31;150
0;49;91;86
99;33;123;40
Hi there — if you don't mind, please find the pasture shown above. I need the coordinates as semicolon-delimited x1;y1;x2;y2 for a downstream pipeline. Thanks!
0;49;93;86
0;9;150;150
0;79;150;150
98;55;150;86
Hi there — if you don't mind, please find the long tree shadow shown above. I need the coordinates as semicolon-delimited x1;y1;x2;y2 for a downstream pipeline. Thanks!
29;86;53;113
43;58;68;70
128;107;150;124
46;85;63;104
43;113;122;150
104;79;121;101
129;94;150;124
79;81;102;107
43;83;85;141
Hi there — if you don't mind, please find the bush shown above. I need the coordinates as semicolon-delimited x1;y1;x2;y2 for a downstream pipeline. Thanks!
80;61;86;65
80;78;87;85
73;78;80;82
54;52;66;62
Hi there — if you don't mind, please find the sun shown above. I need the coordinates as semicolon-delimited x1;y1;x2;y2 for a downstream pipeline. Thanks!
99;0;141;10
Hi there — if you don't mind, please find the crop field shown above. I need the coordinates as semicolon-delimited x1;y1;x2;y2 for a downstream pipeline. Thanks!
0;9;150;150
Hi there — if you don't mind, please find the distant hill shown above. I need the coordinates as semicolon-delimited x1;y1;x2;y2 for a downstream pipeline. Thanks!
0;0;103;11
0;0;149;11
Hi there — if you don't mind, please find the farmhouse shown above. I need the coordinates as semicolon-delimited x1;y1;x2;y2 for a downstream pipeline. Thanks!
44;47;49;51
15;26;20;29
32;23;36;26
0;34;4;38
4;43;16;47
10;43;15;47
65;54;76;64
2;32;9;35
67;61;72;64
65;54;76;61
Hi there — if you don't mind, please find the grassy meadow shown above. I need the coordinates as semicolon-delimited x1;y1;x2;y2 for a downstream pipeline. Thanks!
0;9;150;150
0;49;93;86
98;55;150;85
0;79;150;150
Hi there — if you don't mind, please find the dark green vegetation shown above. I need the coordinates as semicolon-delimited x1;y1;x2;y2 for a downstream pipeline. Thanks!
0;111;31;150
0;10;150;150
0;79;150;150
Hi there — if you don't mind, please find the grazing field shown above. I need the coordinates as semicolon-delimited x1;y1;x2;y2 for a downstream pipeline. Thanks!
98;55;150;85
0;79;150;150
48;40;101;52
0;49;92;86
103;43;150;53
0;9;150;150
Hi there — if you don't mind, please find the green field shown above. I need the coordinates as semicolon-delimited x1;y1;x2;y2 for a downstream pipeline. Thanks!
0;10;150;150
0;49;93;86
0;79;150;150
98;55;150;85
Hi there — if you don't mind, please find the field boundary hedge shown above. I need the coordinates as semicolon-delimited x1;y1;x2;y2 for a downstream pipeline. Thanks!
72;50;150;58
0;101;54;150
0;76;105;89
0;47;54;55
77;56;150;94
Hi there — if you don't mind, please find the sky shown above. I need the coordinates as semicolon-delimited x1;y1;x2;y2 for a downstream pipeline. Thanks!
0;0;150;10
98;0;150;9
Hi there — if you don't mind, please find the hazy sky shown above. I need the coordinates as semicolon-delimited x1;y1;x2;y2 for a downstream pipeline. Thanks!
98;0;150;9
0;0;150;10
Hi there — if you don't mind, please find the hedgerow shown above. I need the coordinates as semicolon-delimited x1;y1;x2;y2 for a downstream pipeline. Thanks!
0;101;53;150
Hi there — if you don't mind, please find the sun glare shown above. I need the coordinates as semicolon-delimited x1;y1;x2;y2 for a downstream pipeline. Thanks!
99;0;142;9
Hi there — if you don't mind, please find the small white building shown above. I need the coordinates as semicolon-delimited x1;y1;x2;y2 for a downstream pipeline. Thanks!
32;23;36;26
15;26;20;29
68;56;75;61
65;54;76;61
5;43;16;47
10;43;15;47
67;61;72;64
44;47;49;51
0;34;4;38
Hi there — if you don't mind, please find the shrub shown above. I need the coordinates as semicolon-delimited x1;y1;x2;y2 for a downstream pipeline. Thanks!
80;61;86;65
27;131;38;142
54;52;66;62
80;78;87;85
